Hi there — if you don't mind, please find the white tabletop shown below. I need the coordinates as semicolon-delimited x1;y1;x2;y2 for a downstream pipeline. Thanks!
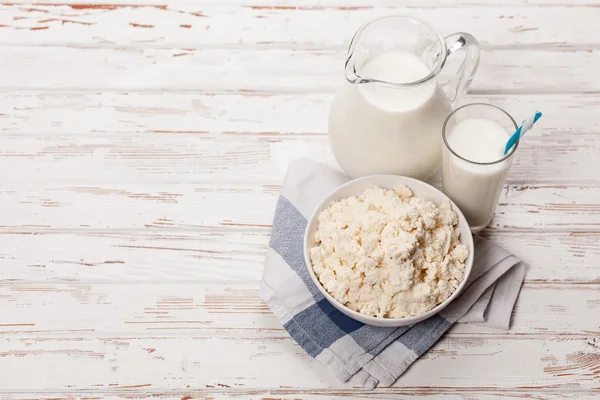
1;1;599;399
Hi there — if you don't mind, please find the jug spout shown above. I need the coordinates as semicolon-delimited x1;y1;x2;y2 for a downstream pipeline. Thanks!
344;52;362;84
341;16;480;106
343;16;451;88
343;25;372;85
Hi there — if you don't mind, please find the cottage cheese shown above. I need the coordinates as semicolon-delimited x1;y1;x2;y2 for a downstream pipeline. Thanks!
309;185;469;319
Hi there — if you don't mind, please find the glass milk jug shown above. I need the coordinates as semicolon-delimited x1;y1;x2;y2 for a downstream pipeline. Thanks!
329;16;480;180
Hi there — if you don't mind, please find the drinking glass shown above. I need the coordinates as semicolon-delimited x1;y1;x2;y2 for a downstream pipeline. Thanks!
442;103;518;232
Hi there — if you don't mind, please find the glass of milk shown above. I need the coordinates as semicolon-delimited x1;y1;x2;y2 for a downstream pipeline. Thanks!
442;104;518;232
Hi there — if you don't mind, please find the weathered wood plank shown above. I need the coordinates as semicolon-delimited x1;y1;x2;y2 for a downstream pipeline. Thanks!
0;231;599;283
2;92;597;185
0;231;268;283
1;391;598;400
0;184;598;231
3;0;597;5
2;92;597;135
1;333;599;390
479;231;600;283
0;132;597;185
1;4;599;48
0;47;598;93
0;283;599;335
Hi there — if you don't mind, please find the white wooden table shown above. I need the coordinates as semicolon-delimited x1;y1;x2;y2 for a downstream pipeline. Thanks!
1;1;599;399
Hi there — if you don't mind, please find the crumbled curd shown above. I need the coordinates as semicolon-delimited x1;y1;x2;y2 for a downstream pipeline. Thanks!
310;185;469;318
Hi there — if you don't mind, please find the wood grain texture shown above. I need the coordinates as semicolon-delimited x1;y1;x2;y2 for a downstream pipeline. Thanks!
1;4;600;48
1;93;597;189
1;47;599;93
0;0;599;398
4;92;598;135
1;283;599;336
1;184;599;231
0;91;598;132
1;132;597;184
4;0;600;5
3;392;600;400
1;334;600;391
1;231;600;283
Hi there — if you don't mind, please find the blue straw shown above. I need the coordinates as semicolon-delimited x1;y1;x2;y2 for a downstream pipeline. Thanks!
504;111;543;154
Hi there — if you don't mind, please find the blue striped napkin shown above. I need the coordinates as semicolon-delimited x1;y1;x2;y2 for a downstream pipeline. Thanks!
259;159;526;388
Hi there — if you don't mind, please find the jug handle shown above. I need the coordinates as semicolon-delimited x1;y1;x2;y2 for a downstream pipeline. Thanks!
441;33;480;104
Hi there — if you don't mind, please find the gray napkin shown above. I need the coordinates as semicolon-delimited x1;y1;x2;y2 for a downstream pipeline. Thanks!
259;159;526;388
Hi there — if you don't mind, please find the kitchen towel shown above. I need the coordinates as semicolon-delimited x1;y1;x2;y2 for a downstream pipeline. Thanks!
259;159;526;388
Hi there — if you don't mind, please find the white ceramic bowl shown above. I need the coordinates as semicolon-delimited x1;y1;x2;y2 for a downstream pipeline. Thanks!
303;175;474;327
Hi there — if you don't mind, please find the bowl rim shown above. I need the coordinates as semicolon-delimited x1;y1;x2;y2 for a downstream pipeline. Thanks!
303;174;474;326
